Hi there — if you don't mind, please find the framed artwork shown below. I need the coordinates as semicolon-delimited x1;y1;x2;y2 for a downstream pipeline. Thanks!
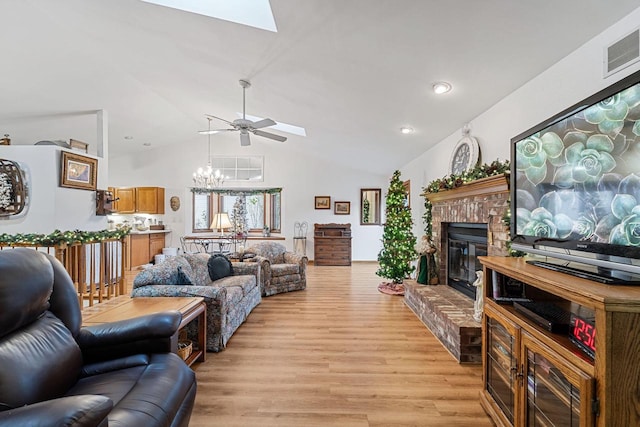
315;196;331;209
60;151;98;191
403;180;411;208
334;201;350;215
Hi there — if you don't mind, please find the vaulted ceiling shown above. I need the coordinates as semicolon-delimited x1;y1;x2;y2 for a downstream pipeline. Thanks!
2;0;639;173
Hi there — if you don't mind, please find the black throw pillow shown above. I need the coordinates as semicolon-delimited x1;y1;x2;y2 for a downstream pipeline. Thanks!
176;266;193;285
207;254;233;281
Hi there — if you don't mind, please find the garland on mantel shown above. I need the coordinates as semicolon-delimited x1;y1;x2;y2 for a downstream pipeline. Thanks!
0;227;131;246
190;187;282;195
422;159;510;239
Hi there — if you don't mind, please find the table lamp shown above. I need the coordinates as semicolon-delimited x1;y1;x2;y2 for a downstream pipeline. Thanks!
211;212;232;237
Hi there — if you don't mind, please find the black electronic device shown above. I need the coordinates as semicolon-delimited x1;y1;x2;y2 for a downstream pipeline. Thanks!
510;68;640;281
526;260;640;285
513;301;571;333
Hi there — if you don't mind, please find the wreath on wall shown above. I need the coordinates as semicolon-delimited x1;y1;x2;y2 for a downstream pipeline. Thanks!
0;159;28;217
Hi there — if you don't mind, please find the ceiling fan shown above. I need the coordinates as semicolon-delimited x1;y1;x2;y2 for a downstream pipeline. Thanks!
203;79;287;146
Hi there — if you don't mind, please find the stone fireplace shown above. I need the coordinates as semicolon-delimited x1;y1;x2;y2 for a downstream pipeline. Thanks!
404;174;509;363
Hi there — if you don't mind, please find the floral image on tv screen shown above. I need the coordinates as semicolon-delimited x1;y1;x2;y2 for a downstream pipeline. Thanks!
515;81;640;248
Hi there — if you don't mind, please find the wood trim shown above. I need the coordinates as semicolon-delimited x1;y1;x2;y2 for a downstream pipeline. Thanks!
424;173;509;203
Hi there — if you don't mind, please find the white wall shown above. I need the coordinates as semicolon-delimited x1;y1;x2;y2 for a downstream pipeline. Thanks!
108;134;388;260
0;146;107;233
402;7;640;240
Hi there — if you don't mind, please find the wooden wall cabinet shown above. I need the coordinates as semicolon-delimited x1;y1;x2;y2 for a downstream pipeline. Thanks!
479;256;640;427
314;223;351;266
114;187;136;214
113;187;164;214
136;187;165;214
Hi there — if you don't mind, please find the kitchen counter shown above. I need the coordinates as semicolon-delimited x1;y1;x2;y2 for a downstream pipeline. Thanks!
127;229;172;235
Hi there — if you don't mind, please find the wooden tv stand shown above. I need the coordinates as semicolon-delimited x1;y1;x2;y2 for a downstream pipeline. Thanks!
478;256;640;427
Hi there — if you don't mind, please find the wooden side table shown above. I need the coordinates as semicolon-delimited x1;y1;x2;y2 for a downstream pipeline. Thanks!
83;297;206;366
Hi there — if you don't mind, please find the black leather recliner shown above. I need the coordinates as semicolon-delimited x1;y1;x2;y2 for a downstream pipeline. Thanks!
0;248;197;426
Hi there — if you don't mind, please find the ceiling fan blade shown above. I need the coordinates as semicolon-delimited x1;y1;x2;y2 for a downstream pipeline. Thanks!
240;131;251;146
253;129;287;142
205;114;234;125
251;118;276;129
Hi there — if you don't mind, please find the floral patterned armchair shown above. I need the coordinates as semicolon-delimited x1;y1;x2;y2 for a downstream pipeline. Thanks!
245;242;307;296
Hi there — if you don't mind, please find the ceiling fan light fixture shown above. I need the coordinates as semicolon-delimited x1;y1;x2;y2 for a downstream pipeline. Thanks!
204;79;287;146
433;81;452;94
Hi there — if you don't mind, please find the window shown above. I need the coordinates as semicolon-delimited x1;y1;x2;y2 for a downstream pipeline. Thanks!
212;156;263;182
192;188;281;233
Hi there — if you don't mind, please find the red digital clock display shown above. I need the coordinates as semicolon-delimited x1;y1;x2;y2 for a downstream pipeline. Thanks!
569;312;596;359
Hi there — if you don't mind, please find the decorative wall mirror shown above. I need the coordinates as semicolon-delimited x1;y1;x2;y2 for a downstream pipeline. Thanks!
360;188;381;225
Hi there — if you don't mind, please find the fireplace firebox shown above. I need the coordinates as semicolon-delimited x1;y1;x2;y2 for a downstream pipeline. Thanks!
447;223;488;299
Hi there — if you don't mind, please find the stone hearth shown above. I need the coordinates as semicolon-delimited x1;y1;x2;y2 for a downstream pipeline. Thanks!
404;281;481;362
405;174;510;363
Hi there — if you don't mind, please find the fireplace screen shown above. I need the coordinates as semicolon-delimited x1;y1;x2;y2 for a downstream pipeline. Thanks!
447;223;488;299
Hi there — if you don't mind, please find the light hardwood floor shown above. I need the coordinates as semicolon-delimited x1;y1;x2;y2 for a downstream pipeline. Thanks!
189;262;494;427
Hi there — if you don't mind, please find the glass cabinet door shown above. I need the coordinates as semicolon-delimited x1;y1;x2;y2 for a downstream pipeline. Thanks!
485;309;519;424
522;332;594;427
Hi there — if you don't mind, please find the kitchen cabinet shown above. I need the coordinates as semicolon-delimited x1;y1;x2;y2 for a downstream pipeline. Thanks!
149;233;165;259
129;234;150;269
126;232;167;270
114;187;136;214
479;256;640;427
136;187;164;214
113;187;164;214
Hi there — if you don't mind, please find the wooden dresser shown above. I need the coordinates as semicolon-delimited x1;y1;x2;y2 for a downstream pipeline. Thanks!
314;223;351;266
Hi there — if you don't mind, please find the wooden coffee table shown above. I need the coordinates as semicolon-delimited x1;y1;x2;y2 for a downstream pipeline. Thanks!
83;296;206;366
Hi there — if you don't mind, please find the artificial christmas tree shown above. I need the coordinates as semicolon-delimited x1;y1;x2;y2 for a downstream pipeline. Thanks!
230;196;249;236
376;170;417;291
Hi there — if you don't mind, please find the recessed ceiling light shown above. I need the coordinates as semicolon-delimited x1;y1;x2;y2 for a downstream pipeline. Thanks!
400;127;414;134
433;82;452;94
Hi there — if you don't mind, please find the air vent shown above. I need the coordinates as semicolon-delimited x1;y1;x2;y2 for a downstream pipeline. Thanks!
604;28;640;77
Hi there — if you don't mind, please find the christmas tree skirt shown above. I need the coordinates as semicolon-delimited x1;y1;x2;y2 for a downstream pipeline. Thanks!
377;282;405;296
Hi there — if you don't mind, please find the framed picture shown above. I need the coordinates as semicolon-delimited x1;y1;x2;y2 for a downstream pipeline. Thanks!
60;151;98;191
315;196;331;209
334;201;350;215
403;180;411;208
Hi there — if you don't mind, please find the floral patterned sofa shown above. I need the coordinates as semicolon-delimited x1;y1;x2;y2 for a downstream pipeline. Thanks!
245;242;308;296
131;253;261;352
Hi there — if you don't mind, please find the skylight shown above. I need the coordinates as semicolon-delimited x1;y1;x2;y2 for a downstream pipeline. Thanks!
240;113;307;137
141;0;278;32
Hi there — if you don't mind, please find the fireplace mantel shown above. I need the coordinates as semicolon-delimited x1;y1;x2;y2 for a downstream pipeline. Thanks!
423;173;509;204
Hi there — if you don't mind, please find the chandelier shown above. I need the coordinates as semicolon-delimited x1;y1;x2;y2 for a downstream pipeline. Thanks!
193;118;225;189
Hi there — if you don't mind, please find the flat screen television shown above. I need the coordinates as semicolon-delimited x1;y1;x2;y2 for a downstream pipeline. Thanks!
510;69;640;282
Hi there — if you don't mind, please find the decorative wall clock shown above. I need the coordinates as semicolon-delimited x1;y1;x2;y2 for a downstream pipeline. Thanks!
449;128;480;175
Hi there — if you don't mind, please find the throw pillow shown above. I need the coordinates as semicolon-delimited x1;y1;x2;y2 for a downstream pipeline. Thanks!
207;254;233;281
176;266;193;285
